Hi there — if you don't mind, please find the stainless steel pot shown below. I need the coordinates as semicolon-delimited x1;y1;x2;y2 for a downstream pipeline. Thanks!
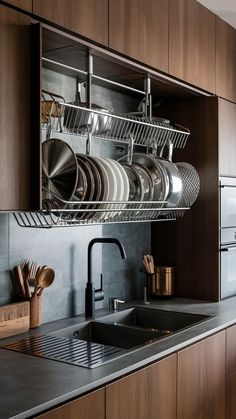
155;142;183;210
63;101;112;135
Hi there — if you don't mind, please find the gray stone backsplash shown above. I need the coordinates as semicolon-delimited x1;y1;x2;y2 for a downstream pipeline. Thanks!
0;214;150;323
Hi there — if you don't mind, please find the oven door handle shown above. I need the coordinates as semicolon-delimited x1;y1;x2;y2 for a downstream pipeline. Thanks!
221;247;236;252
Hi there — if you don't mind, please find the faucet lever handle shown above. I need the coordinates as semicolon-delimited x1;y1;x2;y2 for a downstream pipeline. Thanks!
95;274;104;302
109;298;125;311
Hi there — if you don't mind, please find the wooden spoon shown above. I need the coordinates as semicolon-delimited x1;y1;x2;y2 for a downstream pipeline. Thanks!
36;268;55;296
33;265;48;296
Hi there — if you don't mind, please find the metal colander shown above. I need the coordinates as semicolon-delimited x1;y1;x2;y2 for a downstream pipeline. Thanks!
175;162;200;210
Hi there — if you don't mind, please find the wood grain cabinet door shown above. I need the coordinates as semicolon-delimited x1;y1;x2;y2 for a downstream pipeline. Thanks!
177;331;226;419
33;0;108;46
169;0;216;93
0;4;32;210
216;17;236;103
226;324;236;375
109;0;168;72
3;0;32;13
219;98;236;176
36;388;105;419
226;325;236;419
106;354;177;419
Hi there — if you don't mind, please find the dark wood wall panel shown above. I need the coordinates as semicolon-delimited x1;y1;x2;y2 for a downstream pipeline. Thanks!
0;4;32;210
152;96;219;301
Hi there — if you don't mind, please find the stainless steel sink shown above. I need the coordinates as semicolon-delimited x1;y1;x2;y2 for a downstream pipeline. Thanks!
1;307;213;369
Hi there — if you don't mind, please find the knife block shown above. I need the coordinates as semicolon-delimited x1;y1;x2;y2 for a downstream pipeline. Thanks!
30;295;42;328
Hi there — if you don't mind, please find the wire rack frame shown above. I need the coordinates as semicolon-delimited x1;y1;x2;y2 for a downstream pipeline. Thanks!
13;202;189;229
42;101;190;150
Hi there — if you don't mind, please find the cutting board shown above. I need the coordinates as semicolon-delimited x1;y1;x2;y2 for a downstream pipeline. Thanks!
0;301;30;338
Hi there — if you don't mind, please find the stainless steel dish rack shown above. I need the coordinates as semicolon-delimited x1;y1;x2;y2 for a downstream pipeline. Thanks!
13;202;189;228
13;54;191;229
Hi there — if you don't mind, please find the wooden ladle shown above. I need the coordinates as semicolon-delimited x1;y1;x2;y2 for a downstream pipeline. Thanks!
34;267;55;296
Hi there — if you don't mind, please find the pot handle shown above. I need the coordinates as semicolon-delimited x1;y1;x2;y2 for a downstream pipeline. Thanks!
158;140;174;162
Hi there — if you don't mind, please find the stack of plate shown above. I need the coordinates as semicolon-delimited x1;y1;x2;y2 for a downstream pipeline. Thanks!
42;139;175;222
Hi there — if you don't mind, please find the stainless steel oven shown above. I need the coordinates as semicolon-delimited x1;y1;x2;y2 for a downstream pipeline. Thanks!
220;177;236;299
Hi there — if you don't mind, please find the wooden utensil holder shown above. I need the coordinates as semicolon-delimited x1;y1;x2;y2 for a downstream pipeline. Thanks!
30;295;42;328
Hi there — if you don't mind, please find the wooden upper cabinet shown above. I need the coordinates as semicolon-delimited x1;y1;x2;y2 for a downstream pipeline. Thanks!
109;0;168;72
177;331;225;419
219;98;236;176
3;0;32;13
169;0;216;93
216;17;236;103
0;4;32;210
33;0;108;46
106;354;177;419
36;388;105;419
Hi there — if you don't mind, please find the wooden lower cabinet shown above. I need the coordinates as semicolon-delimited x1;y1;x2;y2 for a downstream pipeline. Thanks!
177;331;226;419
226;373;236;419
36;388;105;419
35;330;228;419
226;324;236;419
226;324;236;375
106;354;177;419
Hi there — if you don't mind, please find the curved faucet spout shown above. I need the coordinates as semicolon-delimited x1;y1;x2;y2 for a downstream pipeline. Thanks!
85;237;127;318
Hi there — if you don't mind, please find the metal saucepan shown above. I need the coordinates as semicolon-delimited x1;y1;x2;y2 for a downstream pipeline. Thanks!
63;81;112;135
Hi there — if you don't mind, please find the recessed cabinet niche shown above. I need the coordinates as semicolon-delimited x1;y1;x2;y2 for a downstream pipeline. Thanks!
0;4;32;210
33;0;108;46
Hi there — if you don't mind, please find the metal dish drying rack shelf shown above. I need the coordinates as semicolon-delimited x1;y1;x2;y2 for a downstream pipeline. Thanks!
43;101;190;150
13;199;190;229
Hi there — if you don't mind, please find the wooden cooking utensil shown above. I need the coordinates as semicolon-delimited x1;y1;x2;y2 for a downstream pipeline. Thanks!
33;265;48;296
13;266;26;298
36;268;55;296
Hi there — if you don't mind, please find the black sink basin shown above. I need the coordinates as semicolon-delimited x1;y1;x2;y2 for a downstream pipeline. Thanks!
98;307;211;333
72;320;168;349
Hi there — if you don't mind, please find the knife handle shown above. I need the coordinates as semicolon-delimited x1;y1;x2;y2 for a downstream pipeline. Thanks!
13;266;26;298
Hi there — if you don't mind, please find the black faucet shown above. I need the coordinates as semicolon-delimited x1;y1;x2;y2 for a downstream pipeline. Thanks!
85;238;127;318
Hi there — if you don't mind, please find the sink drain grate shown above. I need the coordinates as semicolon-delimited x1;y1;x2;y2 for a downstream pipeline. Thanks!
1;334;125;369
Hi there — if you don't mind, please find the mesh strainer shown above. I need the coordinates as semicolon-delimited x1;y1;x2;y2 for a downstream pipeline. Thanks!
173;162;200;217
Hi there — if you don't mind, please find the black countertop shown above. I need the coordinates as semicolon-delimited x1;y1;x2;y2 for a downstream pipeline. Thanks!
1;296;236;419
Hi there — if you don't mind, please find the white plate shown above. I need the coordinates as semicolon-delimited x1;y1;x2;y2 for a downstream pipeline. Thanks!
106;158;124;217
114;161;130;216
101;158;117;219
92;156;110;221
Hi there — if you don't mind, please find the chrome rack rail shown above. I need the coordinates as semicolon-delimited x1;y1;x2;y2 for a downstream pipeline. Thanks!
42;103;190;149
13;201;189;229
